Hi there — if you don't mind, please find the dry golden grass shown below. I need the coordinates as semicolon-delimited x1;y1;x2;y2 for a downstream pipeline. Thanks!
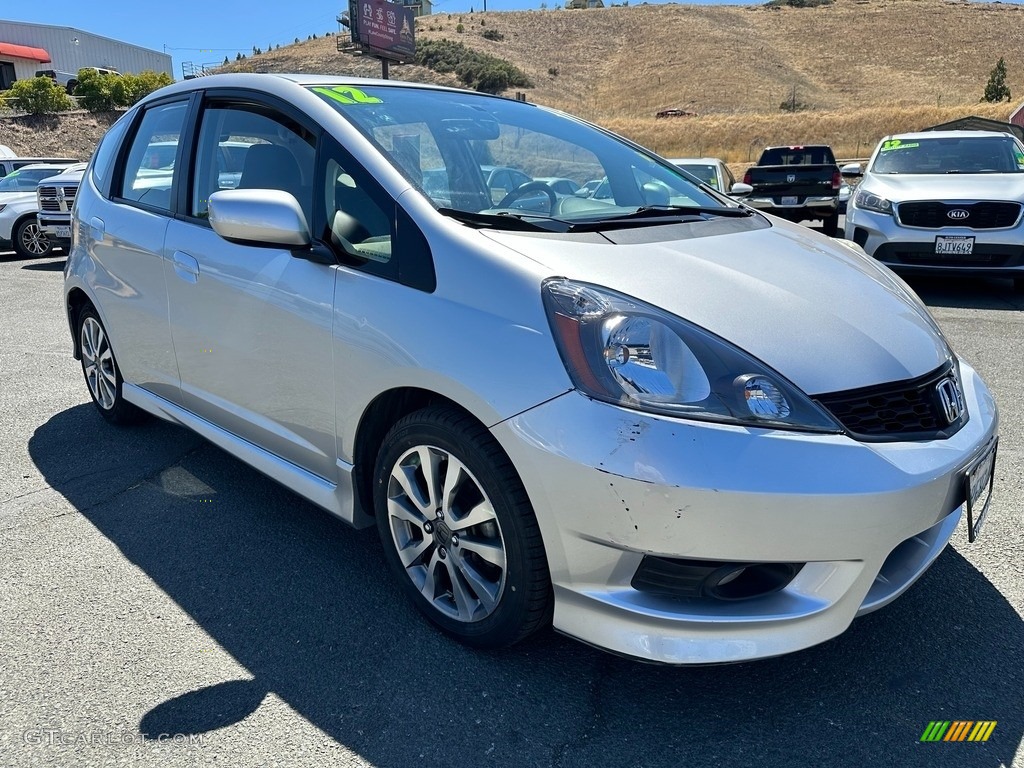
5;0;1023;162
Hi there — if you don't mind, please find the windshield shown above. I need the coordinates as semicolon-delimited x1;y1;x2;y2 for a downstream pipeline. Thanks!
310;85;738;229
674;163;718;187
0;169;51;192
870;136;1024;174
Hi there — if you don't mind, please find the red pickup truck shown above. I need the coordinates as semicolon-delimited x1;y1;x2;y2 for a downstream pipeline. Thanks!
742;145;842;236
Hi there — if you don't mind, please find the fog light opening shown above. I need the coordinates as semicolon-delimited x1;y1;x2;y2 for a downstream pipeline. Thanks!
705;562;802;601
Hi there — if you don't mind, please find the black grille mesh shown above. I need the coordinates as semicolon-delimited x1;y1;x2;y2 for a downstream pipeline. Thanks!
816;363;966;440
897;201;1021;229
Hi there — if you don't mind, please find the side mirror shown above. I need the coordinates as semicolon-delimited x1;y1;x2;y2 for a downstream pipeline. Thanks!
840;162;863;178
729;182;753;196
208;189;311;247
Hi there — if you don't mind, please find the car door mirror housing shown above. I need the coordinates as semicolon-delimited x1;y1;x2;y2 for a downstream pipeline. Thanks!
729;182;753;196
840;162;863;178
208;189;311;247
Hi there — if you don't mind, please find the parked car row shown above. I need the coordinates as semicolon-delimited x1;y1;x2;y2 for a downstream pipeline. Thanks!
0;159;84;257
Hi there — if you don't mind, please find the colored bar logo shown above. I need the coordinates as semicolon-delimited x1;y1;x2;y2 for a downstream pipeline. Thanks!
920;721;997;742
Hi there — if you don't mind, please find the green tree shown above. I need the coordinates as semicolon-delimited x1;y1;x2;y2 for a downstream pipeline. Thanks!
4;76;75;113
982;57;1011;103
110;71;174;107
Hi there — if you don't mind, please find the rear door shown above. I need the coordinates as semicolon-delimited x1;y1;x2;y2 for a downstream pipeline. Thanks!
83;98;189;403
163;93;338;480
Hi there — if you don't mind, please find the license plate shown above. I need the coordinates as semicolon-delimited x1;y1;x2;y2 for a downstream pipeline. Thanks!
55;226;71;239
781;196;798;206
964;437;997;542
935;236;974;255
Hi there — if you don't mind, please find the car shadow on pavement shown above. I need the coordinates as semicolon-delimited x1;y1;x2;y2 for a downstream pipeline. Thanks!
29;404;1023;768
907;275;1024;311
20;259;66;272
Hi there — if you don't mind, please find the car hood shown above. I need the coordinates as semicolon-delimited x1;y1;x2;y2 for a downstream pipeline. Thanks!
862;172;1024;202
0;191;37;205
482;220;950;395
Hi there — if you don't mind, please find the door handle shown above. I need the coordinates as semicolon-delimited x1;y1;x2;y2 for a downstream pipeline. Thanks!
172;250;200;284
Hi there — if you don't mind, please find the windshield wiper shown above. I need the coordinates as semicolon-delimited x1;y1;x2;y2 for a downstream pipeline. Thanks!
437;207;572;232
564;204;753;232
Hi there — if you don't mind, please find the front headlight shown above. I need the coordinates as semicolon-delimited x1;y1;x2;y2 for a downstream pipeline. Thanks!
543;279;842;433
853;188;893;215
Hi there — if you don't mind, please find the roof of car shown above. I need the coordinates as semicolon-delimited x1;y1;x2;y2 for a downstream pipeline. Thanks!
668;158;723;165
141;72;481;106
882;130;1016;141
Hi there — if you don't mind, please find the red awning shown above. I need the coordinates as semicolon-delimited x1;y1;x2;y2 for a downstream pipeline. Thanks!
0;43;51;63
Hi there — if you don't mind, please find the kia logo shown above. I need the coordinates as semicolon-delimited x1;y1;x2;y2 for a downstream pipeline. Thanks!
947;209;970;221
936;377;965;425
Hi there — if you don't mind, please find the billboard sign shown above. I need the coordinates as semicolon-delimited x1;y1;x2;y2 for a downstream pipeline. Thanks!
348;0;416;62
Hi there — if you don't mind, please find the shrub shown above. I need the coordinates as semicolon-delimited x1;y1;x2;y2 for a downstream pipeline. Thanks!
482;28;504;40
75;69;174;111
457;23;465;32
415;38;532;93
73;68;117;111
5;76;75;113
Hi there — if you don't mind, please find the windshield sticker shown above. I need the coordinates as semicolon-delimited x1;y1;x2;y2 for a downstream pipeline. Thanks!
880;139;919;152
312;86;383;105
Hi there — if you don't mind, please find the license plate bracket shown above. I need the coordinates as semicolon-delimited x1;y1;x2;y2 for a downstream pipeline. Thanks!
935;235;974;255
781;195;798;206
964;437;997;543
55;225;72;239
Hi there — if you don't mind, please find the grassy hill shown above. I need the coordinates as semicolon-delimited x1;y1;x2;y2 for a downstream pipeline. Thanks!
217;0;1023;161
4;0;1021;163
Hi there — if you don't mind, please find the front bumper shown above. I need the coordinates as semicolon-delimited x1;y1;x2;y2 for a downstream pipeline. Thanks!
846;207;1024;277
492;361;997;664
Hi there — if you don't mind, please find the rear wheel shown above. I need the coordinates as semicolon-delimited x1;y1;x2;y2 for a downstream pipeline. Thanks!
13;217;53;259
77;306;145;425
374;406;551;648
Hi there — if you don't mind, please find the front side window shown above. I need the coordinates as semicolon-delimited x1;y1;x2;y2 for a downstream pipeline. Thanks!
309;84;742;234
118;101;188;212
191;102;315;221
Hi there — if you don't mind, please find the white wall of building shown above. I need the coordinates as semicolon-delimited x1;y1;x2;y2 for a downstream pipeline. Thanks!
0;19;172;81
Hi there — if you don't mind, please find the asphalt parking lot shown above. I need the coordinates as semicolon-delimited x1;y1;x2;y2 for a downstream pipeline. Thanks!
1;247;1021;768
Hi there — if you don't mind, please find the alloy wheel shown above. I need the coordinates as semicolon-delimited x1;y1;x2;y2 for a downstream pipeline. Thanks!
80;316;117;410
19;222;51;256
385;445;507;623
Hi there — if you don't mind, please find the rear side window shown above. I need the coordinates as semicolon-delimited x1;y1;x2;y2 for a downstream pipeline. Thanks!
759;147;836;166
118;101;188;212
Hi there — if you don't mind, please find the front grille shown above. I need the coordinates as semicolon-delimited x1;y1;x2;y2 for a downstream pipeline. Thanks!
816;362;967;441
36;185;76;213
897;201;1021;229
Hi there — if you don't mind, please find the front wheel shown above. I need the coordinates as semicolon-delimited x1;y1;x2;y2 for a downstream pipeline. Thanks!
77;306;145;425
374;407;552;648
13;217;53;259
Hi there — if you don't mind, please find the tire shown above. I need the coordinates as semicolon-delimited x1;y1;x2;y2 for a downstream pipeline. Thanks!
77;305;145;425
66;80;77;95
13;217;53;259
821;211;840;237
374;406;552;648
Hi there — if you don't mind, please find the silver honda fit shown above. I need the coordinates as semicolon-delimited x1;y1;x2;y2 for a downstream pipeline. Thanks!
64;74;998;664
